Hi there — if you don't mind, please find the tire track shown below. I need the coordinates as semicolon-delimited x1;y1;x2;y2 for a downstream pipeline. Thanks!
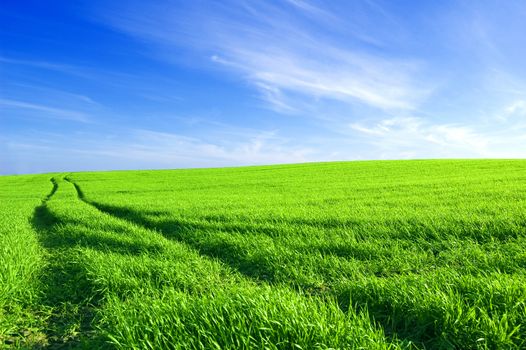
31;176;103;348
63;177;275;286
62;178;429;348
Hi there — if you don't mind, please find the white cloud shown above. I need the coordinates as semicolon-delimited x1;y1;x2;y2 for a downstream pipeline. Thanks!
284;0;323;13
234;47;426;111
0;56;96;79
9;83;101;106
504;100;526;118
0;99;90;123
253;83;299;114
99;1;431;113
127;129;315;165
3;125;321;174
349;114;526;159
350;117;489;157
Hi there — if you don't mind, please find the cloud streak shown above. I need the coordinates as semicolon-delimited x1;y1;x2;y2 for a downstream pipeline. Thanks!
0;56;96;79
349;113;526;159
126;129;315;165
4;126;318;174
0;99;90;123
99;0;430;113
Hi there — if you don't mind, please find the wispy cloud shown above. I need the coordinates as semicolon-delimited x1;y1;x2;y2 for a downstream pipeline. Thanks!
212;47;426;111
4;126;318;174
503;100;526;119
351;117;488;152
0;55;149;90
98;1;431;113
126;129;315;165
0;56;95;78
349;113;526;159
0;98;90;122
9;83;101;106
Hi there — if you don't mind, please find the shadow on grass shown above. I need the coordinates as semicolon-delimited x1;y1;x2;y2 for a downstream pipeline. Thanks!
68;179;526;349
28;178;166;348
31;203;107;349
79;201;447;348
80;198;522;347
172;211;526;244
86;201;278;283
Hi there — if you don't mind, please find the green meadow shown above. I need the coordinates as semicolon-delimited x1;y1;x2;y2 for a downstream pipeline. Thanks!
1;159;526;349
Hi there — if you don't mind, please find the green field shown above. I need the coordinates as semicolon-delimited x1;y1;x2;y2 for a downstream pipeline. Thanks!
1;160;526;349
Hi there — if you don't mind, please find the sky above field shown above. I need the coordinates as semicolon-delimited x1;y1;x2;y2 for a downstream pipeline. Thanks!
2;0;526;174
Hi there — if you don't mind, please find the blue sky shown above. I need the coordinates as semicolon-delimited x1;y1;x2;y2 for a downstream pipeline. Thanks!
2;0;526;174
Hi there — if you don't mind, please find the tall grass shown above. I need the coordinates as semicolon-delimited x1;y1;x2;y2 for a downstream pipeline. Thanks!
1;160;526;348
71;160;526;348
0;174;52;346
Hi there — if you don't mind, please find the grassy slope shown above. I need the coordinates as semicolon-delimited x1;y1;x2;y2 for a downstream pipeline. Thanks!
1;160;526;348
0;174;52;346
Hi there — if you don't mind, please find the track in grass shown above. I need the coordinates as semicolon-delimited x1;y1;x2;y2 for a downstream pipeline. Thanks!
1;160;526;349
30;177;105;347
60;178;396;349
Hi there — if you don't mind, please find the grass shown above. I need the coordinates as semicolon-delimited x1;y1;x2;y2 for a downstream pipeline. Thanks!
1;159;526;348
0;174;52;347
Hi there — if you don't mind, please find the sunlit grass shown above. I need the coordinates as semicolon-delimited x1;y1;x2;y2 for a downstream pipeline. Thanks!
1;160;526;348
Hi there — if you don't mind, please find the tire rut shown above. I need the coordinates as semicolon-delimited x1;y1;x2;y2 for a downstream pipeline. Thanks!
31;176;104;349
63;177;274;287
